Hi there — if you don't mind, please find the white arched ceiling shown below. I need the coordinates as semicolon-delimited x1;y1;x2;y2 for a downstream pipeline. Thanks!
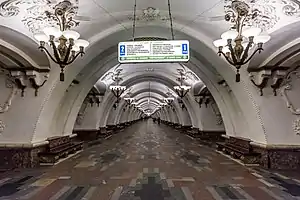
1;1;300;145
104;76;195;127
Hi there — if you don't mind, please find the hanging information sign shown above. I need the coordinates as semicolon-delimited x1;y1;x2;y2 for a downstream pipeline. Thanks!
118;40;190;63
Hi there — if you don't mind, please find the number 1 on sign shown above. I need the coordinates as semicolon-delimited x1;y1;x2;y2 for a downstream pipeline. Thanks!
182;44;188;54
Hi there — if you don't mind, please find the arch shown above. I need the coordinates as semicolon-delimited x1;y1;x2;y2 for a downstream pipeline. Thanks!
0;25;49;68
30;24;267;145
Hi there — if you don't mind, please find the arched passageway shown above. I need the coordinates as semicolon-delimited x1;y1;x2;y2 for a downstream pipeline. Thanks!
1;0;300;199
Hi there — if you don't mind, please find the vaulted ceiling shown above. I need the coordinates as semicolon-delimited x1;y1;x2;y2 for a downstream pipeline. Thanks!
1;0;300;115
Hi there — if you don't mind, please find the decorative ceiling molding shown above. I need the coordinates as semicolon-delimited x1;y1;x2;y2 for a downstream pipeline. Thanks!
0;0;79;34
128;7;173;22
224;0;300;31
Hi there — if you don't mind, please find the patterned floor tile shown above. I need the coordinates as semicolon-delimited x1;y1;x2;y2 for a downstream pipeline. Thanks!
1;121;300;200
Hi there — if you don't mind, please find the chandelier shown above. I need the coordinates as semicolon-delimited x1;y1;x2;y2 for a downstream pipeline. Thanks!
213;0;271;82
110;69;126;104
174;70;191;98
124;97;135;106
164;97;174;105
33;0;89;81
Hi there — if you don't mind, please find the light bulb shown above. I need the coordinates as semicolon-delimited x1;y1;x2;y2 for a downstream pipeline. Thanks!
221;30;238;40
75;39;89;48
222;46;230;54
63;30;80;40
72;45;80;52
213;39;227;47
43;27;62;38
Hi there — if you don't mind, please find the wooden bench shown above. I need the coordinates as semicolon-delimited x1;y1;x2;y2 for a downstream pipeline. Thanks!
216;137;260;164
38;136;83;164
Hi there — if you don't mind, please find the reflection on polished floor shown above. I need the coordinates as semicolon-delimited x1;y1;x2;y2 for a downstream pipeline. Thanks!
0;120;300;200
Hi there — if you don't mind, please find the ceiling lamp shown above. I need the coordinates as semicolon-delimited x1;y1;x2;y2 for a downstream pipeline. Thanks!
213;0;271;82
110;86;126;104
164;97;174;105
110;69;126;104
124;97;135;105
33;0;89;81
174;70;191;98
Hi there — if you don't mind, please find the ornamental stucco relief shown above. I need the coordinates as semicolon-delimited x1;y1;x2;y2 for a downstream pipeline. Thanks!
128;7;172;21
280;66;300;135
293;118;300;135
224;0;300;31
0;120;5;133
0;76;17;114
0;0;79;33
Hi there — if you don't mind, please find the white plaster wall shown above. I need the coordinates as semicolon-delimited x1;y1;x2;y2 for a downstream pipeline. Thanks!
252;68;300;145
199;103;225;131
74;103;99;130
0;66;61;144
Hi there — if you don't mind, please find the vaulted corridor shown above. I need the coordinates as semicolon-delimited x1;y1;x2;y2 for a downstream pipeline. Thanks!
0;121;299;200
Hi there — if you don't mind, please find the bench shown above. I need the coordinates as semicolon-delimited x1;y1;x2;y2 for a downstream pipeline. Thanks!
186;128;199;138
216;137;260;164
99;127;113;138
38;136;83;164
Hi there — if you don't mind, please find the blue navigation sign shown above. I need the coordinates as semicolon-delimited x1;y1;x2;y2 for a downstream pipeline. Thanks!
182;44;188;54
119;45;125;56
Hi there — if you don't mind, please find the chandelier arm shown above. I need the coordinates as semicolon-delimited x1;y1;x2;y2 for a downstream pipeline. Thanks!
183;90;189;97
50;41;62;64
240;41;252;63
63;44;73;63
227;43;238;64
219;51;236;66
243;47;263;65
39;46;60;64
111;90;117;98
66;52;84;65
120;90;126;97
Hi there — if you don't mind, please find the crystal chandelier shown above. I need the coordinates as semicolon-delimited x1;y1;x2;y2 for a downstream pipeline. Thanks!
33;0;89;81
174;70;191;98
213;0;271;82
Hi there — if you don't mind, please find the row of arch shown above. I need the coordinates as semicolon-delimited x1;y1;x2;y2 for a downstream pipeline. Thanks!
1;21;300;145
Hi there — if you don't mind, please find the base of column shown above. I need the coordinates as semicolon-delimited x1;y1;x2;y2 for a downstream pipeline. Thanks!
216;136;260;165
0;143;47;170
252;144;300;170
74;129;99;141
198;131;225;142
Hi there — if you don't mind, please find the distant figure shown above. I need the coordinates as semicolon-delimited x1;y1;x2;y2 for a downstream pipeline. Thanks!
153;118;156;123
158;117;161;125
